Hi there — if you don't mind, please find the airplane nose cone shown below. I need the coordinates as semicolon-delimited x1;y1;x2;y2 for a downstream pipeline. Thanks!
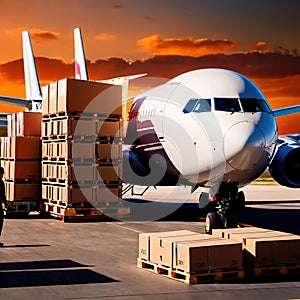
223;121;266;171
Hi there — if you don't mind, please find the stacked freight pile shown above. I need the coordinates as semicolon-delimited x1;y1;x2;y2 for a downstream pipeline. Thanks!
138;227;300;284
212;227;300;276
0;112;42;215
137;230;244;284
41;78;129;220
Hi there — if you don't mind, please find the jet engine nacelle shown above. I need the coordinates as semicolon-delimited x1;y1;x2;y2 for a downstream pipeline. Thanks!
269;142;300;188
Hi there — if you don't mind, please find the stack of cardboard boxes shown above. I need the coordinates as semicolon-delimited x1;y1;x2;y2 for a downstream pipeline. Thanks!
0;112;41;213
212;227;300;270
138;227;300;283
41;78;127;219
138;230;244;283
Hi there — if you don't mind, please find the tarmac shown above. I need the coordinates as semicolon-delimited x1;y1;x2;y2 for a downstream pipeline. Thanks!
0;184;299;300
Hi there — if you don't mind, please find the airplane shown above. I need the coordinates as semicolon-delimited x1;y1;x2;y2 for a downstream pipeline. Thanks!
2;29;300;233
75;28;300;233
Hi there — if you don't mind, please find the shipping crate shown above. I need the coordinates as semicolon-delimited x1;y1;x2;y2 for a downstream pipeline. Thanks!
138;230;198;261
96;165;121;182
96;143;122;160
57;78;122;115
7;160;40;182
16;112;42;137
93;185;122;206
6;137;40;160
212;227;272;239
150;233;216;267
6;181;40;201
230;231;300;266
97;120;122;138
173;239;243;274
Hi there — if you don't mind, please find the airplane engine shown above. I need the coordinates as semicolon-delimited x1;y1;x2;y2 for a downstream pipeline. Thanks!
269;142;300;188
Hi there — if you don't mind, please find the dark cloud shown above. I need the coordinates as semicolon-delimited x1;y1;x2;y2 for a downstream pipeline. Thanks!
1;52;300;133
31;29;59;42
2;52;300;85
111;4;123;9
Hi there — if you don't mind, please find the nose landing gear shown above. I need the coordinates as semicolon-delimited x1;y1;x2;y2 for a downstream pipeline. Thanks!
204;184;245;234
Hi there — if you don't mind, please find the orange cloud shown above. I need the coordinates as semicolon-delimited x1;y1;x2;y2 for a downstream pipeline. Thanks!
95;33;117;41
137;35;236;56
252;41;267;52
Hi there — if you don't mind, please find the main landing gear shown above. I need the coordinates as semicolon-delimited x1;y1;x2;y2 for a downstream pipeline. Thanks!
204;183;245;234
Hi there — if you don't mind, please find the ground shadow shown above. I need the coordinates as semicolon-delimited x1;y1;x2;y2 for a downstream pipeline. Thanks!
0;259;118;288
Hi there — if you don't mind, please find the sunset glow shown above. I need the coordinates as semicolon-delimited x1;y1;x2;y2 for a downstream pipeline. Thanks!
0;0;299;135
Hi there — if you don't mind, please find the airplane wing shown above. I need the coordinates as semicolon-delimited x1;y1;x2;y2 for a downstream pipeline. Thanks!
0;95;30;107
273;104;300;117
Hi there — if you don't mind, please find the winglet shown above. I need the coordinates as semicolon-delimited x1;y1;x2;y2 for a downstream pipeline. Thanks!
74;27;88;80
22;31;42;101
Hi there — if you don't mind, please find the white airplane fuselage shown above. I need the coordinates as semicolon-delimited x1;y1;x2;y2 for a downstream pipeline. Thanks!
126;69;278;188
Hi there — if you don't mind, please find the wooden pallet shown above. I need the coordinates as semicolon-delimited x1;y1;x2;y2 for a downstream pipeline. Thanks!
137;258;244;284
44;202;130;222
251;264;300;276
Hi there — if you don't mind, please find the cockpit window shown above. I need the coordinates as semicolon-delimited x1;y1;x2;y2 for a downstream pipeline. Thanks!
193;99;211;112
240;98;272;113
214;98;241;112
183;99;211;113
183;99;198;113
257;99;272;113
240;98;261;112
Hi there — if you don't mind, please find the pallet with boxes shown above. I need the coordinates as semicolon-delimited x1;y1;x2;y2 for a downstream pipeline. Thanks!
41;78;129;221
0;112;42;215
138;227;300;284
137;230;244;284
211;227;300;277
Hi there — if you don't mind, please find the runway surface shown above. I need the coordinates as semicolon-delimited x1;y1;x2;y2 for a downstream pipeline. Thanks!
0;184;299;299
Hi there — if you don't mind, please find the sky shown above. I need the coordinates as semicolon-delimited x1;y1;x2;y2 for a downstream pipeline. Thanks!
0;0;300;134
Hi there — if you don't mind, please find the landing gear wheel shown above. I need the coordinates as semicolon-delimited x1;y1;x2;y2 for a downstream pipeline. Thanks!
236;191;245;211
205;212;219;234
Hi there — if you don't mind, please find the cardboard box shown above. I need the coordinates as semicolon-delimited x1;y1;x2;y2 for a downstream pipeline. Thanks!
42;85;49;116
6;182;40;201
97;120;121;137
96;143;122;160
138;230;198;261
8;160;40;181
71;164;95;182
150;233;217;267
49;82;58;115
60;140;95;160
212;227;272;239
231;233;300;266
173;239;243;273
8;137;40;160
94;186;121;205
72;118;98;137
16;112;42;137
57;78;122;115
97;165;121;182
60;185;93;204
